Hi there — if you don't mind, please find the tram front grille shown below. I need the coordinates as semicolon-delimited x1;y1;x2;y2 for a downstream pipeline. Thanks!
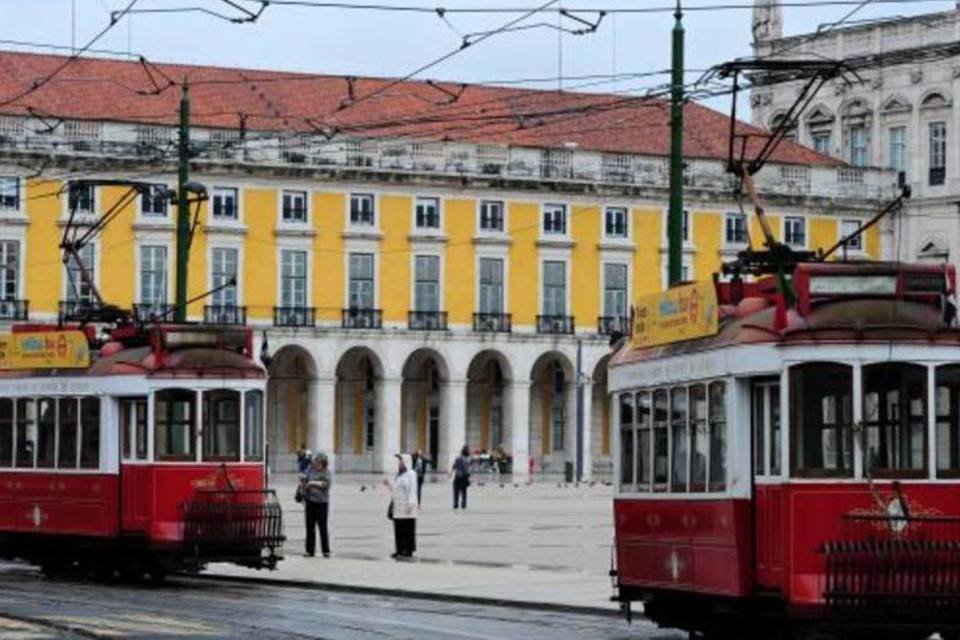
181;489;285;566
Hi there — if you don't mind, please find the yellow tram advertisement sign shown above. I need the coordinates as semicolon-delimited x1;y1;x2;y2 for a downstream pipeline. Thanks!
0;330;90;370
632;282;719;349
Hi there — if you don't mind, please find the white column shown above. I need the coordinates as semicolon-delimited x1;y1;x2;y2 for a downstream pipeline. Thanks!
441;379;468;473
378;377;403;473
311;377;337;468
580;380;594;482
510;380;531;480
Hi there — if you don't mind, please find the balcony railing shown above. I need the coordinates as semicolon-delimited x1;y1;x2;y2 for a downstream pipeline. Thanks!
598;316;629;336
0;299;28;321
59;300;102;322
274;306;315;328
537;315;575;335
204;304;247;325
473;312;511;333
133;302;175;323
342;308;383;329
409;310;448;331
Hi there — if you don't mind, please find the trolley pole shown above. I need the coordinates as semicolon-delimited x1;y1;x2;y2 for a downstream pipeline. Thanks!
175;81;191;322
667;1;685;287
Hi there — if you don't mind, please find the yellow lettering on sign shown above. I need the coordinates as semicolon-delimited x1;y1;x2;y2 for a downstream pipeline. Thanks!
0;331;90;370
631;282;719;349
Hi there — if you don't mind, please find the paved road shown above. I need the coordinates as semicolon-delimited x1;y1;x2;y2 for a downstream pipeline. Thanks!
0;564;680;640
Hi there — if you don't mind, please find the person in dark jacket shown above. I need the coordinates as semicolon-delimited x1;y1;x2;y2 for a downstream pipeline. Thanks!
411;450;429;504
296;445;312;474
301;452;331;557
450;445;471;510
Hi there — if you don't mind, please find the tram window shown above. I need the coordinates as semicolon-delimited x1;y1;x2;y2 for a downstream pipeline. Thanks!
57;398;79;469
36;397;56;469
671;387;689;492
709;382;727;491
0;398;11;467
863;364;926;477
619;393;634;489
120;398;148;461
155;389;196;461
752;386;765;475
79;398;100;469
653;390;669;491
203;390;240;462
689;385;707;492
790;363;853;477
636;392;652;490
935;365;960;477
15;399;35;467
244;390;264;462
770;385;781;475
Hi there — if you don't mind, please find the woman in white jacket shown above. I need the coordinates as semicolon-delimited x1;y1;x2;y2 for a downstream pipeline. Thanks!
383;453;419;560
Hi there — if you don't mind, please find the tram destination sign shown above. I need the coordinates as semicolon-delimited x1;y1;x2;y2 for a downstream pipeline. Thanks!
0;330;90;370
632;282;718;349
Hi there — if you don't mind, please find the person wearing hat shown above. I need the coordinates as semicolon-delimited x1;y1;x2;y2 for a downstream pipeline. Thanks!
382;453;419;560
302;452;331;557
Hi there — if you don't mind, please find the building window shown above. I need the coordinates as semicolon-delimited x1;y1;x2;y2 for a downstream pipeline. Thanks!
68;182;95;215
348;253;375;309
543;203;567;235
551;364;566;452
930;122;947;186
280;250;307;309
605;207;628;238
812;132;831;155
415;197;440;230
479;200;504;232
603;263;628;321
282;190;308;223
141;184;168;217
888;126;906;175
210;247;238;306
478;258;504;314
542;261;566;316
65;244;95;303
682;209;690;243
0;240;19;301
784;216;806;248
212;187;238;221
0;177;19;211
840;219;862;251
140;245;167;305
724;212;747;245
350;193;375;226
414;255;440;312
849;125;869;167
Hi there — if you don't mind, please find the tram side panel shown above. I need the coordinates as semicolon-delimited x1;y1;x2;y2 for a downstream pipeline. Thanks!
0;470;119;538
614;497;753;597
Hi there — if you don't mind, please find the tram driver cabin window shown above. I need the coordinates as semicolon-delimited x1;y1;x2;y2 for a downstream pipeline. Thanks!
155;389;196;461
790;363;853;477
203;390;240;462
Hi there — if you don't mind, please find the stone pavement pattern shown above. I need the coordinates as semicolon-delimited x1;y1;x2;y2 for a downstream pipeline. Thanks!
207;474;618;611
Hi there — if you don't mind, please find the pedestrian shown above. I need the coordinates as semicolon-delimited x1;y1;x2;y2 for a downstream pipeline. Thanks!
450;445;471;510
301;452;331;558
382;453;418;560
412;449;428;504
296;445;312;474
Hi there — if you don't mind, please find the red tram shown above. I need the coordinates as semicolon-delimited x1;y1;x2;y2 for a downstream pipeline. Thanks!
610;261;960;639
0;323;283;580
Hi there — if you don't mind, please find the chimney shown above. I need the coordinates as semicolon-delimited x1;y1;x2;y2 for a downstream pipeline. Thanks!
752;0;783;43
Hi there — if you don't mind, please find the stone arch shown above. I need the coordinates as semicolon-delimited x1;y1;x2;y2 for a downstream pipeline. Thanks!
334;346;384;472
266;344;318;472
589;353;614;480
400;348;450;469
921;90;951;110
528;351;576;476
465;350;513;454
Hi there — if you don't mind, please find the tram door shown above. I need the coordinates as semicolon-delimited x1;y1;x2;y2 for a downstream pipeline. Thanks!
119;397;150;532
751;381;786;589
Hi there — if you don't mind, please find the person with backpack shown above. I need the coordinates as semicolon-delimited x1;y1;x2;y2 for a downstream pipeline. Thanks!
450;445;471;510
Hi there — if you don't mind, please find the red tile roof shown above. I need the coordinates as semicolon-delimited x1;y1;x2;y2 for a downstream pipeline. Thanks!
0;49;839;166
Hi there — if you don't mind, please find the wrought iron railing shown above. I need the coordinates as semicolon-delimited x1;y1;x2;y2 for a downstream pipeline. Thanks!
273;306;315;328
342;308;382;329
133;302;175;323
473;312;511;333
181;489;284;570
59;300;102;322
203;304;247;326
409;310;448;331
0;298;28;321
598;316;629;336
537;314;575;335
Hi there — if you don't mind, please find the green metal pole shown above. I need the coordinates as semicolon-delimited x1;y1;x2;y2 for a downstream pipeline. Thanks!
667;1;685;287
175;81;190;322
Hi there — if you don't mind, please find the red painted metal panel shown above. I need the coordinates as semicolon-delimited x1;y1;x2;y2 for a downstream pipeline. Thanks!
614;498;752;597
120;465;153;533
754;484;787;592
0;471;117;537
